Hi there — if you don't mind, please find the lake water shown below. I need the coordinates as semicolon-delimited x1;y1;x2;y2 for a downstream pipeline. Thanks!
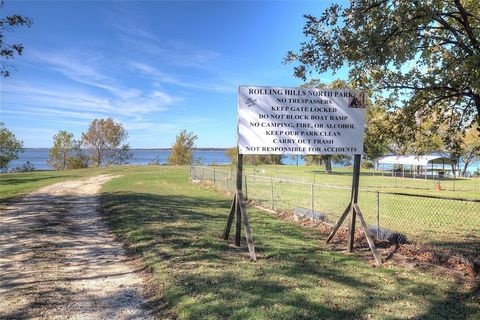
9;148;306;170
7;149;478;173
8;149;232;170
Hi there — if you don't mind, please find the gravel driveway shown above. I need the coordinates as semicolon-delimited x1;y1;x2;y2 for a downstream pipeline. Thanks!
0;175;153;319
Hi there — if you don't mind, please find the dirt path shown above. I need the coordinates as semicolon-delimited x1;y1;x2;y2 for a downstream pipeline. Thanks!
0;175;153;320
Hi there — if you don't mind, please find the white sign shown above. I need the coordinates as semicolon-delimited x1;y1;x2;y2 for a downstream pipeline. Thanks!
238;85;367;155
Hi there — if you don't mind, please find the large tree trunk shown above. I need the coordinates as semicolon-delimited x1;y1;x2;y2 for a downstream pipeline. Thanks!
324;155;332;174
474;94;480;128
451;163;456;177
461;158;471;177
95;149;102;167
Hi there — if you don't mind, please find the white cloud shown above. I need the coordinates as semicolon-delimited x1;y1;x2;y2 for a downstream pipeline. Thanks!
130;61;235;93
2;81;178;135
111;21;221;70
2;83;114;113
27;50;142;100
151;90;176;105
2;107;99;121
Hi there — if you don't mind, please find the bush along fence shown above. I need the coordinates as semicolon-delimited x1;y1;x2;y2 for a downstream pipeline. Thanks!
190;166;480;258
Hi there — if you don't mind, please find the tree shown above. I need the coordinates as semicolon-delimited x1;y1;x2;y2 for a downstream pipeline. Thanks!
303;155;323;166
303;79;391;167
387;112;445;156
168;130;198;165
225;148;283;166
67;141;89;169
1;0;32;77
460;123;480;176
248;155;283;165
48;130;88;170
225;147;238;164
285;0;480;131
363;102;392;162
302;154;349;168
0;122;23;170
82;118;128;167
48;131;74;170
331;154;352;166
108;143;133;165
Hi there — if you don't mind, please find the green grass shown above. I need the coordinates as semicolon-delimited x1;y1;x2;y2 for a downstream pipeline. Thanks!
0;167;112;208
220;164;480;199
202;165;480;251
99;166;480;320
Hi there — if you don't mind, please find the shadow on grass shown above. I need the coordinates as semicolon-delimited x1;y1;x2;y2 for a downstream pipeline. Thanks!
427;237;480;262
0;173;79;208
1;191;151;319
0;174;76;186
101;191;480;320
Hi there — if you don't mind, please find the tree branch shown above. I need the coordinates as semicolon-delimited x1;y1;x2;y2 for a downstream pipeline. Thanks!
453;0;480;51
381;84;459;92
432;14;474;55
361;0;388;13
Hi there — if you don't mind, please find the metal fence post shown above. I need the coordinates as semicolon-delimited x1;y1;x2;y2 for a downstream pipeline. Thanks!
271;178;275;210
376;191;380;238
311;184;314;220
245;174;248;200
213;169;216;187
202;167;205;180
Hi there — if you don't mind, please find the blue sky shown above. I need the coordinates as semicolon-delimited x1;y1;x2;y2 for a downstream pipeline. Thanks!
1;0;348;148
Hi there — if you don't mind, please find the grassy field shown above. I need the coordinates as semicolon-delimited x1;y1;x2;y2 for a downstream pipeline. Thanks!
2;166;479;319
98;166;479;319
199;165;480;252
212;164;480;199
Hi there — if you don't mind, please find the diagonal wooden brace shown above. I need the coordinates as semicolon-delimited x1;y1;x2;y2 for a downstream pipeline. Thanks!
353;204;383;265
222;193;236;240
238;191;257;261
326;203;352;243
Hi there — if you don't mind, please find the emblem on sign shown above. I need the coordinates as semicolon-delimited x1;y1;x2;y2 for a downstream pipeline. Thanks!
246;97;257;107
348;92;366;108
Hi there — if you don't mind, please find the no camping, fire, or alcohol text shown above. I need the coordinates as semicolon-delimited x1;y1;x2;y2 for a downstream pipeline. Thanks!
238;86;367;155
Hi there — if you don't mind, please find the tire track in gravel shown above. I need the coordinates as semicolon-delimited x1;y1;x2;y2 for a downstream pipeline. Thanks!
0;175;153;320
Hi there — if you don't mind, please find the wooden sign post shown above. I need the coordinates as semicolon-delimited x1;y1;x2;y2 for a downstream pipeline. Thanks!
326;154;383;265
222;85;382;264
222;151;257;261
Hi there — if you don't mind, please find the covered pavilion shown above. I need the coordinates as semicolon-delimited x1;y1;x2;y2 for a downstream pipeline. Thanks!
377;155;455;179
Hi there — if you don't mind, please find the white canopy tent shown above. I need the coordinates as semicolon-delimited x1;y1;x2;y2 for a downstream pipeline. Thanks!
377;155;455;179
378;155;454;166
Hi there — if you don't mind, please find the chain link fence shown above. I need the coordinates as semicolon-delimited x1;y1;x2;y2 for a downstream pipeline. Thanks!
191;166;480;256
245;167;480;193
361;170;480;192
